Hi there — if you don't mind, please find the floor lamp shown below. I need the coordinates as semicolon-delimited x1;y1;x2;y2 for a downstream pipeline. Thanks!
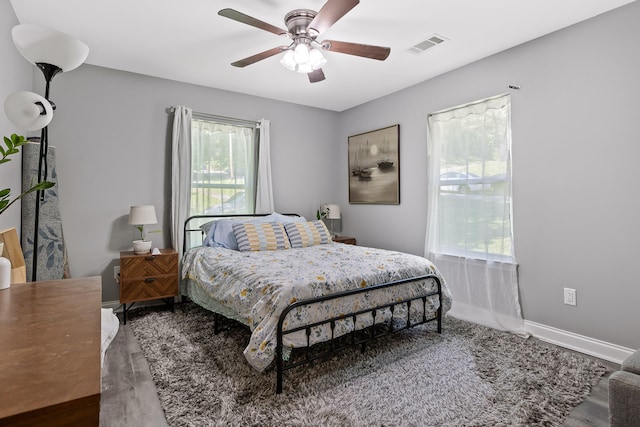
5;24;88;281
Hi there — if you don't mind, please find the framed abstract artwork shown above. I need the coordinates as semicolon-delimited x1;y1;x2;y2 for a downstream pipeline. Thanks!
348;124;400;204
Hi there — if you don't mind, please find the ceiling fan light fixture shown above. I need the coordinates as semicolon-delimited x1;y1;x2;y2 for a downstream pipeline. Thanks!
309;48;327;70
293;42;310;64
280;50;297;71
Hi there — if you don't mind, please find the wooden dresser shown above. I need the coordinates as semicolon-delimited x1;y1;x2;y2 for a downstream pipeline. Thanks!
0;276;102;426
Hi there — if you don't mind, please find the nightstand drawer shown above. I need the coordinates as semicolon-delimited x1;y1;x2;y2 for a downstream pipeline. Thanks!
121;252;177;278
120;275;178;303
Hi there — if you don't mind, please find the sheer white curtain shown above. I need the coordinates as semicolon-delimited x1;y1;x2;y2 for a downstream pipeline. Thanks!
171;105;192;256
425;94;527;336
255;119;274;213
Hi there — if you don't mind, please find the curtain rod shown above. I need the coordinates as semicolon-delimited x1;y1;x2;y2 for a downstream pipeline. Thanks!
427;92;511;118
166;106;259;127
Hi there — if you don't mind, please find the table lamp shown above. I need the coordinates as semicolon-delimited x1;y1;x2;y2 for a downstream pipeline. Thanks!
322;204;341;238
128;205;158;254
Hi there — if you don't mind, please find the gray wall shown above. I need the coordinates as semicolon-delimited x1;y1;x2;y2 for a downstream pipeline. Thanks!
3;2;639;352
338;2;640;350
0;1;34;231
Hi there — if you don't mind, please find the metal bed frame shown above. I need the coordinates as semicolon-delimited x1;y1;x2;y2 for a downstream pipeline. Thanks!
182;214;443;394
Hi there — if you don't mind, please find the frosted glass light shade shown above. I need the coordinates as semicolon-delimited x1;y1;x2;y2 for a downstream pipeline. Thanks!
296;62;313;74
12;24;89;72
128;205;158;225
279;50;297;71
322;204;341;219
293;43;310;64
4;91;53;131
309;49;327;70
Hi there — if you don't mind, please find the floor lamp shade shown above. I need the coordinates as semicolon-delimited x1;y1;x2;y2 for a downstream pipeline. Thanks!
4;91;53;131
12;24;89;72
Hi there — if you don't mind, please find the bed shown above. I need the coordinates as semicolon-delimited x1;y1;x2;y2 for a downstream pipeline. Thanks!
181;213;452;393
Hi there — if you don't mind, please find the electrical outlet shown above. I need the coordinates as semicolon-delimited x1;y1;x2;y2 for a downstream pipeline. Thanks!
563;287;576;306
114;265;120;284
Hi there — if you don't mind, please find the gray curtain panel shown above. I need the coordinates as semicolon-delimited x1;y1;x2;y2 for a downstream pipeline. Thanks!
21;142;69;282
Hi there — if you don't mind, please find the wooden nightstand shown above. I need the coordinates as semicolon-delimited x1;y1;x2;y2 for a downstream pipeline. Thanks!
333;236;356;245
119;248;178;324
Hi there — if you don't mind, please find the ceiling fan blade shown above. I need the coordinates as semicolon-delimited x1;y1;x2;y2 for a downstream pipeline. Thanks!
218;8;288;36
231;46;287;68
308;69;326;83
322;40;390;61
308;0;360;36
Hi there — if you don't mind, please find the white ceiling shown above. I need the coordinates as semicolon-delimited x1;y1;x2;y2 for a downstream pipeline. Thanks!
10;0;636;112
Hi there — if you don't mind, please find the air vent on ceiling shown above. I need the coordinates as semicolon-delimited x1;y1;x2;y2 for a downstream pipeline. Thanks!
406;34;447;55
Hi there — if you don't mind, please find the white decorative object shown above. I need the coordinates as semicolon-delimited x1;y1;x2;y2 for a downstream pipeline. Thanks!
0;242;11;290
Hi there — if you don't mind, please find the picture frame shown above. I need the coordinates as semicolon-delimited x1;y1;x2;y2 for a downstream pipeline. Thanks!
348;124;400;204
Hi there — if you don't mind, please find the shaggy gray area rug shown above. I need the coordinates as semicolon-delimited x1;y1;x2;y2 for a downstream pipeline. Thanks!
128;304;607;427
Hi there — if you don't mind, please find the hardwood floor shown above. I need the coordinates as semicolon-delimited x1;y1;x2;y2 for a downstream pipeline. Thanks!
562;358;618;427
100;325;167;427
100;324;619;426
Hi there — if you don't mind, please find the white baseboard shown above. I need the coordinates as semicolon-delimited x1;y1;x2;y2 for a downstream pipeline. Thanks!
524;320;633;365
102;300;121;312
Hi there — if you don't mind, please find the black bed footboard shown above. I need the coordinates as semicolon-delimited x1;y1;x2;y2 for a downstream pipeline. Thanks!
275;274;443;394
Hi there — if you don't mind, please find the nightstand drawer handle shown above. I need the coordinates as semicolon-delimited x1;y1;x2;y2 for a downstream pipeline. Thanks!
145;256;156;261
144;278;156;283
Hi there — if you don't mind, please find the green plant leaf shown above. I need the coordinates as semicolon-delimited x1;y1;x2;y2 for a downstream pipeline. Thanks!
0;134;52;217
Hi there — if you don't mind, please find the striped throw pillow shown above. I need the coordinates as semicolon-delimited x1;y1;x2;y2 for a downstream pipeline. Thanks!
232;222;291;252
284;220;331;248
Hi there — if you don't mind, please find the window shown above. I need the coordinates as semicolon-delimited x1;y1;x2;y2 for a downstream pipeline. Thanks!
426;95;524;333
190;116;258;215
427;94;513;262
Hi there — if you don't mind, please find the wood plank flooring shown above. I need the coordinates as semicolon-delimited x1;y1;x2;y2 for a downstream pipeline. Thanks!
100;325;167;427
100;324;619;426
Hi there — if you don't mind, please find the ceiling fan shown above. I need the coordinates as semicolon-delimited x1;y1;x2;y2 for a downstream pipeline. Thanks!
218;0;391;83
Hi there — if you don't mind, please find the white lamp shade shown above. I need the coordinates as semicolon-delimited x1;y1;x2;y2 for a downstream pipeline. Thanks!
322;204;341;219
4;91;53;131
128;205;157;225
12;24;89;72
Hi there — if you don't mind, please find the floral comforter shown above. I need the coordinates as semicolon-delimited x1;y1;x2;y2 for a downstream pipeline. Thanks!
181;243;452;371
